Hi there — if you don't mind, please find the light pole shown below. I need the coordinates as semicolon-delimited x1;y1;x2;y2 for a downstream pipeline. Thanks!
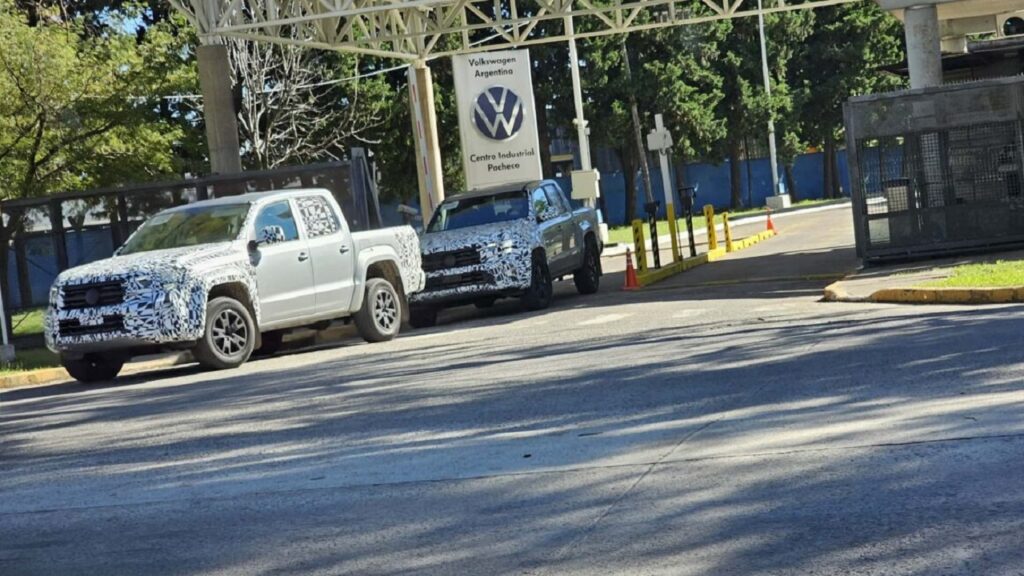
565;12;606;241
757;0;782;201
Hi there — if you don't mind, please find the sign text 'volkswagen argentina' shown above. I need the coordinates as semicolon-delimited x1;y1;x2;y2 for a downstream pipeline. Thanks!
453;50;543;190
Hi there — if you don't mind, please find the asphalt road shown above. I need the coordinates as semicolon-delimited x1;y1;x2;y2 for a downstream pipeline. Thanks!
4;207;1024;575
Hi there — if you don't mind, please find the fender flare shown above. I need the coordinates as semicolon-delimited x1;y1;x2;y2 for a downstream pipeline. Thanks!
352;245;402;312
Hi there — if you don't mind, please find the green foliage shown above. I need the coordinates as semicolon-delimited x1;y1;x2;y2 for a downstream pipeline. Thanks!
791;2;905;148
0;0;195;201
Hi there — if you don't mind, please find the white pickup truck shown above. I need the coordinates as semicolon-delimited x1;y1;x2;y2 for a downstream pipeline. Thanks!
45;189;424;383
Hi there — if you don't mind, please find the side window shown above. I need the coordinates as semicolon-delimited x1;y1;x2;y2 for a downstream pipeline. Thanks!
544;185;568;215
296;196;341;238
530;187;550;215
254;201;300;242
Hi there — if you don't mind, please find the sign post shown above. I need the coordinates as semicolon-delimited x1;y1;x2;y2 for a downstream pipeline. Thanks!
452;50;543;190
647;114;678;262
0;206;13;363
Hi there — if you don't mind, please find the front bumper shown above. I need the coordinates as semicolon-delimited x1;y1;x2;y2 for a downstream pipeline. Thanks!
410;245;532;306
45;284;205;353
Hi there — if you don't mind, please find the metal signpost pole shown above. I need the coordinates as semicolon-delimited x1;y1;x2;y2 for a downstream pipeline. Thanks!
758;0;781;198
0;206;13;363
648;114;679;262
565;15;591;176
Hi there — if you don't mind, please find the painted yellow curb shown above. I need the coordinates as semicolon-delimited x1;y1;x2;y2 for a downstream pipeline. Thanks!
634;229;778;288
870;286;1024;305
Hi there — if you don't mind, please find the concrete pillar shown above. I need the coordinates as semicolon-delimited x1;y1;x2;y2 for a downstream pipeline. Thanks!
904;4;944;89
409;61;445;225
197;44;242;174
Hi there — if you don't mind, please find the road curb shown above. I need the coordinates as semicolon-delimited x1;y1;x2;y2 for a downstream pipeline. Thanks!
823;281;1024;305
0;353;190;390
634;230;777;288
870;286;1024;305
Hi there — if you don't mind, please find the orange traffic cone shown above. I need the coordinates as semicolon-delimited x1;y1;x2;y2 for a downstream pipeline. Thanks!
623;248;640;290
766;207;777;233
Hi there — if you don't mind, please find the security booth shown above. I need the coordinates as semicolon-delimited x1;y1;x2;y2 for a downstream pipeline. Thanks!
844;76;1024;263
0;153;382;341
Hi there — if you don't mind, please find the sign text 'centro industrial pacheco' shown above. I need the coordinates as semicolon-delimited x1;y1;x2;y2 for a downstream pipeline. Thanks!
453;50;543;190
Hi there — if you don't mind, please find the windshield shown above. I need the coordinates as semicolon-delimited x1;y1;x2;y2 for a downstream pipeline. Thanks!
119;203;250;255
427;190;529;233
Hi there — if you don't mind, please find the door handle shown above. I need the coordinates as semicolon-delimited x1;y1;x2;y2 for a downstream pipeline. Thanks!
298;252;310;262
339;245;351;254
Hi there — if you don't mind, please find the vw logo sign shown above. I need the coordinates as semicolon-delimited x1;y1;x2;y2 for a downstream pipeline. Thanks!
472;86;525;141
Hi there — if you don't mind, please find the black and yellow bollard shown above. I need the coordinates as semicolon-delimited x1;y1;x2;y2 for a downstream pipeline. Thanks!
703;205;717;251
723;212;735;252
667;203;681;263
632;219;648;274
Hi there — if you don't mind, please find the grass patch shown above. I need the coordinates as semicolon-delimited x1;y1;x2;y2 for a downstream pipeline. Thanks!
0;347;60;375
12;308;45;336
922;260;1024;288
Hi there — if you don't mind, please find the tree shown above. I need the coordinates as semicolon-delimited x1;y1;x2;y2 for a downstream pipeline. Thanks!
227;31;391;170
790;2;904;198
0;1;191;202
705;10;813;209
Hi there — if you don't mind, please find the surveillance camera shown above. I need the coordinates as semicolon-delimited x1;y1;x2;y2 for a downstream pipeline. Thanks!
397;204;419;216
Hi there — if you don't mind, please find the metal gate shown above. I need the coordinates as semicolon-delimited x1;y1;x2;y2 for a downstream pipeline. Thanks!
844;77;1024;262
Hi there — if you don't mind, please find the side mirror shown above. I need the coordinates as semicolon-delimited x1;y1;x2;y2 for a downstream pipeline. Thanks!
536;206;559;223
255;225;286;247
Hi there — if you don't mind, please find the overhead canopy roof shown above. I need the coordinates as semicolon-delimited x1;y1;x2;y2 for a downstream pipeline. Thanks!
171;0;861;61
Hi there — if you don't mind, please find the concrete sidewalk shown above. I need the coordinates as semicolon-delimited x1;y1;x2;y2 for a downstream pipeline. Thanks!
824;248;1024;304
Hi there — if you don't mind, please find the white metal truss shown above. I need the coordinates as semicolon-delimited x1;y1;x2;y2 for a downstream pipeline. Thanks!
172;0;864;61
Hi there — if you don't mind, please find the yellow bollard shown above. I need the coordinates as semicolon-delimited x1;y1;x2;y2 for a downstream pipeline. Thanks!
703;205;717;251
631;219;648;274
723;212;735;252
667;203;681;263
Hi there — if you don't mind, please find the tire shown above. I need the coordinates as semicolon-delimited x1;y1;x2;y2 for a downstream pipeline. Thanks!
253;330;284;357
409;305;438;329
192;296;256;370
62;354;124;384
474;297;497;309
354;278;403;343
521;251;553;311
573;236;601;295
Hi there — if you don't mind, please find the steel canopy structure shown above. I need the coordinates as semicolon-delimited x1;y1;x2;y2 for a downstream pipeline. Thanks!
173;0;862;61
169;0;863;225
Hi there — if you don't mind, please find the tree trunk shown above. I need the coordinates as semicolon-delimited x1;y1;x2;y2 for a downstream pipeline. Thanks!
621;146;637;225
535;102;553;177
822;140;835;199
785;164;799;202
729;138;743;210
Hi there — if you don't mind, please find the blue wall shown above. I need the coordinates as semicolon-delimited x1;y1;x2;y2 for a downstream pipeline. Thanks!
592;150;851;226
382;149;851;228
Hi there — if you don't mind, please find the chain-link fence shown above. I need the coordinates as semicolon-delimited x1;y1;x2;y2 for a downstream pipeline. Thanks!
845;77;1024;262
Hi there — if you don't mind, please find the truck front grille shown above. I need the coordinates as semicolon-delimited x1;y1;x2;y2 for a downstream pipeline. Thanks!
425;270;493;290
422;248;481;273
59;315;124;337
62;282;125;309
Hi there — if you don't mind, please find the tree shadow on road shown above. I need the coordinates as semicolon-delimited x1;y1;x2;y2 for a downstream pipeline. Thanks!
3;305;1024;574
